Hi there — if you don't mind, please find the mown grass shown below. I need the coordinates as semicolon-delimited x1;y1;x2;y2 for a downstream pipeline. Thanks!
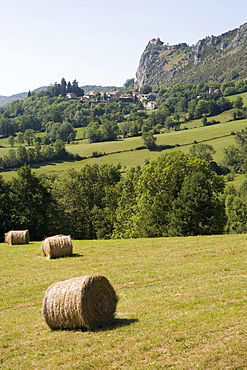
1;234;247;369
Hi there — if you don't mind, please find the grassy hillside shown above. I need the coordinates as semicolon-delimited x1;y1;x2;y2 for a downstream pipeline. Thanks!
1;234;247;369
226;91;247;107
1;96;247;181
2;117;247;181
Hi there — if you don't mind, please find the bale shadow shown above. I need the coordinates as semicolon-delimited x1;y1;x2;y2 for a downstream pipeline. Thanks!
42;253;84;260
52;318;138;332
95;318;139;332
71;253;84;258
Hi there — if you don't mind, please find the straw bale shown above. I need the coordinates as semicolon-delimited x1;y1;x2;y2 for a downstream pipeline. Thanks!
43;275;118;330
4;230;30;245
41;235;72;259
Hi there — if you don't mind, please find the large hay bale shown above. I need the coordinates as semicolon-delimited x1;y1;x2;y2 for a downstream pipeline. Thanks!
43;275;118;330
41;235;73;259
4;230;30;245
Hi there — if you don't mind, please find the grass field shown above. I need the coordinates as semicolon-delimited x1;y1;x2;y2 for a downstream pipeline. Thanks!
2;117;247;181
227;91;247;107
1;106;247;181
1;234;247;369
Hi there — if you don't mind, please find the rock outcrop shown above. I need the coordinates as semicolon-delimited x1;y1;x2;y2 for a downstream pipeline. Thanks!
135;22;247;89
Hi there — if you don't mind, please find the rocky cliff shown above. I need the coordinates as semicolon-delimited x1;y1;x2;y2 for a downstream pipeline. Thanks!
135;22;247;89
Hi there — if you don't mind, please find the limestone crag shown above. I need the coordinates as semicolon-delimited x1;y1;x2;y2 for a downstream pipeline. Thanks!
135;22;247;89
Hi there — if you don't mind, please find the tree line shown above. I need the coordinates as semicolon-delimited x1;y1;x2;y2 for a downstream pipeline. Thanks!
0;140;80;170
1;150;247;242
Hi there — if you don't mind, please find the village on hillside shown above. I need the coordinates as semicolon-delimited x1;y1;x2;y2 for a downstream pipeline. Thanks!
66;90;158;110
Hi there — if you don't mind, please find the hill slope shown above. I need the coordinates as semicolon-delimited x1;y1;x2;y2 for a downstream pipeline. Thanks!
0;86;48;107
136;22;247;89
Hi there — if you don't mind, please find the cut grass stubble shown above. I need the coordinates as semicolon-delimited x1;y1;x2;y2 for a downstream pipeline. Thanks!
1;234;247;369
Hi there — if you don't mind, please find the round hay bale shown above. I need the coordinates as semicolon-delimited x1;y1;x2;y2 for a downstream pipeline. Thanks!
41;235;72;259
4;230;30;245
43;275;118;330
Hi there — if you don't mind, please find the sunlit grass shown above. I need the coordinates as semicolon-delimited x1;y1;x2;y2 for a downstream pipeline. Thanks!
1;234;247;369
227;91;247;107
1;114;247;181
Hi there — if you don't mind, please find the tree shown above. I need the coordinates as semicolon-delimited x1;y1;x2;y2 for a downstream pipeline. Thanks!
60;78;67;96
112;167;141;239
101;119;118;141
114;152;225;238
195;99;210;117
123;78;135;91
233;96;243;109
52;164;121;239
51;168;90;238
202;116;207;126
9;165;53;239
224;128;247;173
0;175;11;239
56;122;76;142
140;85;152;94
142;130;157;150
168;172;226;236
16;132;25;144
224;86;237;96
24;129;35;146
8;135;15;147
225;181;247;234
72;79;84;96
189;143;216;162
86;122;103;143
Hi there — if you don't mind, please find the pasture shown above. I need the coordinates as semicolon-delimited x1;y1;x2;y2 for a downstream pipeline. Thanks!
1;235;247;369
2;117;247;181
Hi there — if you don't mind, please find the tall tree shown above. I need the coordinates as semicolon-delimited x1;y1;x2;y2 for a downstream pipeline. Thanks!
9;165;53;239
0;175;11;239
60;78;67;96
168;172;226;236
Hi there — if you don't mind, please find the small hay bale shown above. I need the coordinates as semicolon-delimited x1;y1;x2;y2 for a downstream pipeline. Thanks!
43;275;118;330
41;235;73;259
4;230;30;245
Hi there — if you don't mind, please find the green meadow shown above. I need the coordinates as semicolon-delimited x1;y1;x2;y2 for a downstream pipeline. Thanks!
1;234;247;369
227;91;247;107
1;117;247;181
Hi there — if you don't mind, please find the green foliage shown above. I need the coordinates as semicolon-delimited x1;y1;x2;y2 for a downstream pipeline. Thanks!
123;78;135;91
113;152;225;238
142;130;157;150
225;180;247;233
0;175;11;236
1;140;76;170
224;128;247;173
189;143;216;162
233;96;244;109
9;165;53;239
139;85;152;94
168;172;226;236
52;164;121;239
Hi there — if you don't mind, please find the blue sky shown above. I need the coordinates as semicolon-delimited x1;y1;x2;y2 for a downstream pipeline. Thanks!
0;0;247;96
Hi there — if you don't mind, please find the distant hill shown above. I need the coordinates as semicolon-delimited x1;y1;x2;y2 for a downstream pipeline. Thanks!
0;86;48;107
0;85;122;107
135;22;247;89
81;85;122;93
